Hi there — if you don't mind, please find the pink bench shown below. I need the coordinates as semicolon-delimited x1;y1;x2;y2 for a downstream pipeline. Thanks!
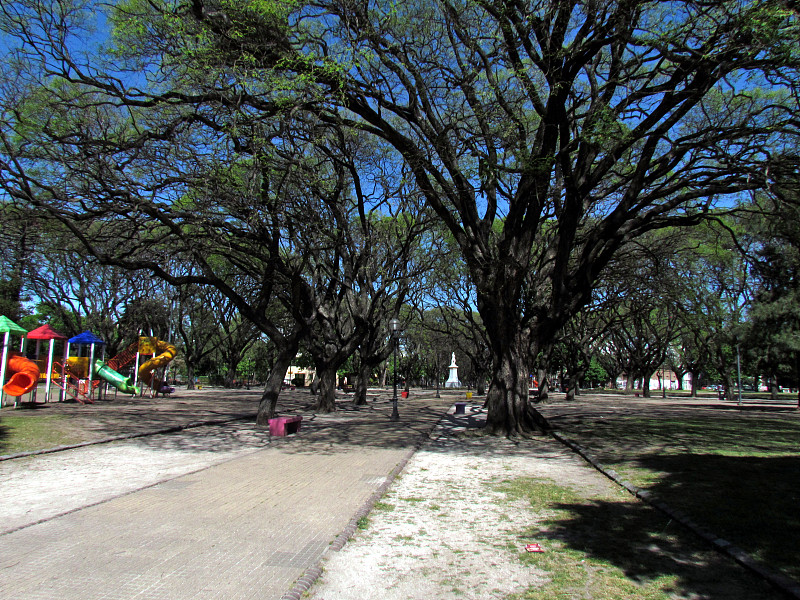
269;415;303;437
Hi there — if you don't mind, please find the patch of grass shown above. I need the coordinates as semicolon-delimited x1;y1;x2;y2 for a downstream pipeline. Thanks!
0;413;83;454
374;501;395;512
428;503;441;511
356;515;370;530
401;496;426;503
495;477;779;600
496;477;578;512
557;413;800;582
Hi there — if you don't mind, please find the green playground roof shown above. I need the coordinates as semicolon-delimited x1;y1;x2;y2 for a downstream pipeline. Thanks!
0;315;27;335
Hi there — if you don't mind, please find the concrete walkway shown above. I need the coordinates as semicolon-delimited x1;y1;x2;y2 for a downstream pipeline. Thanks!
0;389;452;600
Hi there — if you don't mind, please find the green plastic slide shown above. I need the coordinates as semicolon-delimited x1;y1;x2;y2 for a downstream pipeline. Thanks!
94;360;140;395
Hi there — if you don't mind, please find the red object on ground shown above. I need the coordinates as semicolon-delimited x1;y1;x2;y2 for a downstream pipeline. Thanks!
3;353;40;396
268;416;303;437
525;543;544;553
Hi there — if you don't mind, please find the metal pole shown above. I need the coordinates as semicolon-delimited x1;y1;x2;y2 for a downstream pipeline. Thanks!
0;331;10;408
435;360;440;399
391;335;399;421
737;345;743;407
45;339;55;402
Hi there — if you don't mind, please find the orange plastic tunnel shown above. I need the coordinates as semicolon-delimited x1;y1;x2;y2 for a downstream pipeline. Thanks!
3;353;40;397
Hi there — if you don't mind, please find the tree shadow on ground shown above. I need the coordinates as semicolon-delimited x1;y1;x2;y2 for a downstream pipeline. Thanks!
536;493;784;599
630;452;800;584
112;392;456;455
1;389;461;456
265;397;451;455
0;422;9;454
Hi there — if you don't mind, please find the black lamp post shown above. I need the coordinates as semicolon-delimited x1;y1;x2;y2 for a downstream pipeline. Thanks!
390;317;402;421
435;353;441;399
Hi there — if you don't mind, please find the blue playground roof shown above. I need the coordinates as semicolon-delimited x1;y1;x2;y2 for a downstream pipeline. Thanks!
69;331;106;345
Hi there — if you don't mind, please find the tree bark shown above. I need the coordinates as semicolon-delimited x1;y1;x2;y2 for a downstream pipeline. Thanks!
642;371;653;397
225;357;237;387
564;374;577;401
770;373;779;401
185;363;196;390
256;347;295;426
353;361;372;405
536;368;549;403
482;339;550;436
314;367;338;412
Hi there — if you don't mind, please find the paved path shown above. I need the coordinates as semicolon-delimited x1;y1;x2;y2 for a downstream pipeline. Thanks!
0;389;453;599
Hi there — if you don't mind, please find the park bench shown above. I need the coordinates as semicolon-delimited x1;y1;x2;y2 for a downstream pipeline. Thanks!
269;415;303;437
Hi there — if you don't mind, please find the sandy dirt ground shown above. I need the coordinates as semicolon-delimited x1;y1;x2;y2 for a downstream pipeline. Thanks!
307;407;620;600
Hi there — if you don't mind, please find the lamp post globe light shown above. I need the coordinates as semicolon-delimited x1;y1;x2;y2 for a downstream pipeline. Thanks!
389;318;402;421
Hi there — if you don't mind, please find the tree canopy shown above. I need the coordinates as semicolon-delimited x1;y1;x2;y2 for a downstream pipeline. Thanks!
1;0;798;433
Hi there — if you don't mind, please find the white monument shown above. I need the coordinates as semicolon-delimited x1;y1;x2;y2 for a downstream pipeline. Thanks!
445;352;461;388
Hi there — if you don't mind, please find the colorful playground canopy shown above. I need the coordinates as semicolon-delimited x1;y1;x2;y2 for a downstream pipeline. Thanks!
0;315;27;335
27;324;67;340
69;331;106;345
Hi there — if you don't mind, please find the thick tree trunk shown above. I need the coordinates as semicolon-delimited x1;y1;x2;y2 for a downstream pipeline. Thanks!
379;365;387;388
642;371;653;397
475;365;487;395
567;366;586;399
353;362;372;405
721;373;735;401
564;373;576;401
256;349;295;426
483;341;550;436
675;370;686;391
314;367;337;412
185;363;196;390
769;373;779;400
536;368;549;403
225;357;237;387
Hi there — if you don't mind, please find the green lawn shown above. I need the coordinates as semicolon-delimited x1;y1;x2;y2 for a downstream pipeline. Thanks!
496;477;778;599
552;410;800;583
0;412;84;455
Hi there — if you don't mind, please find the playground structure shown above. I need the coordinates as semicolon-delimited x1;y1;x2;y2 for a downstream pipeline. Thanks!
27;324;68;402
3;352;40;398
137;338;177;396
1;315;178;407
57;335;176;402
0;316;38;407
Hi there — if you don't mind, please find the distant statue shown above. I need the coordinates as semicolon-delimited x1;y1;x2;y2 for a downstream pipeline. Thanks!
446;351;460;388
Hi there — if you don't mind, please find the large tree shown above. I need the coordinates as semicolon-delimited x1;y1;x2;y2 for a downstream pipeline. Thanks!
2;0;799;434
742;190;800;401
270;0;798;433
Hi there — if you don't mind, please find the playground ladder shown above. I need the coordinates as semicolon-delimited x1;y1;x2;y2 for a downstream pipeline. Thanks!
55;361;96;404
106;341;139;372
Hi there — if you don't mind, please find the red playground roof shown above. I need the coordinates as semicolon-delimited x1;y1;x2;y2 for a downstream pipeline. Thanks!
27;324;68;340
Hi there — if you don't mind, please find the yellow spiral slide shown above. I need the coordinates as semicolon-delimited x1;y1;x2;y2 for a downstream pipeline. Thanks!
138;340;177;389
